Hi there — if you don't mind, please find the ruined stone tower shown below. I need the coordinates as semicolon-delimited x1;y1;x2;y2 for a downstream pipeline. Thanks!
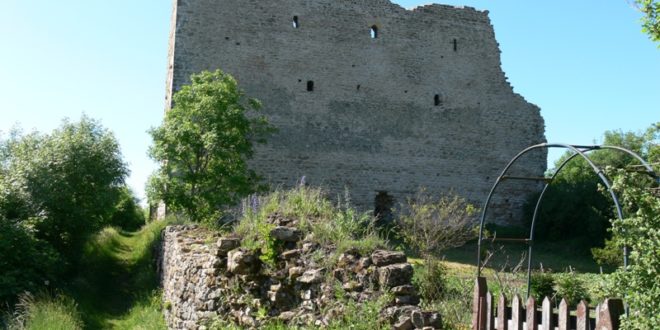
165;0;547;224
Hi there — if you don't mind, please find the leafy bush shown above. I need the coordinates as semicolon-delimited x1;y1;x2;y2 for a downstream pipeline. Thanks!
609;171;660;329
554;272;590;306
0;219;61;306
397;188;477;258
0;117;128;266
591;237;623;267
109;187;146;231
529;271;555;302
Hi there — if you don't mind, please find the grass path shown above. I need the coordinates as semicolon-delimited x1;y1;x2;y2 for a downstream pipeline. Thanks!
69;221;168;329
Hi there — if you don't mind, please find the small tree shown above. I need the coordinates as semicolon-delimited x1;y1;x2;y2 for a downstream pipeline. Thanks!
148;70;273;222
398;189;477;302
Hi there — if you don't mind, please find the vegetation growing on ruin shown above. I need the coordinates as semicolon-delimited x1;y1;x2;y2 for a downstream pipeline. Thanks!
234;185;387;269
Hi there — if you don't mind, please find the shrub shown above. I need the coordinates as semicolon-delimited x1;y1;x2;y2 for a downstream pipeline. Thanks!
529;271;555;302
109;187;146;231
609;170;660;329
397;188;477;259
0;218;61;307
0;117;128;266
591;237;623;267
554;272;589;306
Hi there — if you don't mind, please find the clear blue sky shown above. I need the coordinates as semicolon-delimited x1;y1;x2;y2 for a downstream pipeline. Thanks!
1;0;658;203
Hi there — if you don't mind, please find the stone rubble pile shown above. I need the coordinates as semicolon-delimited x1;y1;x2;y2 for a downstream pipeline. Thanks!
160;216;443;329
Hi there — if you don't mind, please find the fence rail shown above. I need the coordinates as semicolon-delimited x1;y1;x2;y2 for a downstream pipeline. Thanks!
472;277;624;330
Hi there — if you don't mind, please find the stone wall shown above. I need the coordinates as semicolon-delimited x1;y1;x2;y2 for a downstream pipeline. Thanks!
165;0;547;224
160;224;442;329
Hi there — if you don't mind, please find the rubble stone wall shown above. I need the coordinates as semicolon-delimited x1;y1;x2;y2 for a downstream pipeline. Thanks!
160;224;441;330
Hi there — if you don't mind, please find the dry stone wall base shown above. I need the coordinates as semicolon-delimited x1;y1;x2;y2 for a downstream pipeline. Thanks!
160;224;443;329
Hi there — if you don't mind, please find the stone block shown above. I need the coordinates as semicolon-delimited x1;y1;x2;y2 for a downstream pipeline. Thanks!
378;263;413;288
371;250;407;266
227;249;260;274
270;226;303;242
216;237;240;256
297;268;325;284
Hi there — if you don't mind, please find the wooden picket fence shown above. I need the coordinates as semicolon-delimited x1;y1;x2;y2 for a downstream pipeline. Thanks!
472;277;624;330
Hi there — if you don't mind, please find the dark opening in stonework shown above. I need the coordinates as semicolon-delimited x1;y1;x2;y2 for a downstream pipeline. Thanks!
374;191;394;227
453;38;458;51
293;16;300;28
356;84;361;91
370;25;379;39
307;81;314;92
434;94;441;106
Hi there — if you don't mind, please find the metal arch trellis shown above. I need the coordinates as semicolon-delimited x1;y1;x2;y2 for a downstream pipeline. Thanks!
475;143;659;298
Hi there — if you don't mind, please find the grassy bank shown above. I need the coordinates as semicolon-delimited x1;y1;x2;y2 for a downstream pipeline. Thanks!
3;219;173;329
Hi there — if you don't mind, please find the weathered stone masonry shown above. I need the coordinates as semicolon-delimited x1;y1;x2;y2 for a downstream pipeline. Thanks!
160;224;443;329
166;0;547;224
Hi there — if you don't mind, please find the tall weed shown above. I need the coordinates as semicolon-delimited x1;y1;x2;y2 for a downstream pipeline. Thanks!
5;293;83;330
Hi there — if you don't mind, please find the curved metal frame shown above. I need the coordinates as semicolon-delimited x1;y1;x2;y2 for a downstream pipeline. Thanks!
476;143;658;298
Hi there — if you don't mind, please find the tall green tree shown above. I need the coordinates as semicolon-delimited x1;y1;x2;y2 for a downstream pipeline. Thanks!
148;70;274;222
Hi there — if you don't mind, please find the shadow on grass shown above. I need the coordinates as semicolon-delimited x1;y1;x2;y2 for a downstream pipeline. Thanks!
68;222;168;329
442;239;610;274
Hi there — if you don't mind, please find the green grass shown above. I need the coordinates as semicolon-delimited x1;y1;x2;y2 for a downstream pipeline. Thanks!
442;239;606;273
4;293;83;330
235;186;388;269
2;219;173;329
67;219;175;329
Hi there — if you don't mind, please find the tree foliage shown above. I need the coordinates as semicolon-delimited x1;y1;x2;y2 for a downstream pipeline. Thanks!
524;123;659;256
0;117;129;304
1;117;128;260
109;187;146;231
148;70;274;222
635;0;660;44
0;217;61;305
